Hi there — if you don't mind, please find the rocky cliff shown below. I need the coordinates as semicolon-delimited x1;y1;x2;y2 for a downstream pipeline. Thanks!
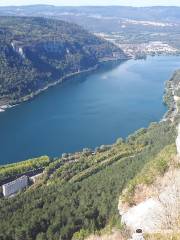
118;70;180;237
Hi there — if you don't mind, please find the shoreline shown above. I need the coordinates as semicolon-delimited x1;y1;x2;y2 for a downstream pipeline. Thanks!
0;55;178;116
0;63;179;167
0;65;98;112
0;57;127;113
162;71;180;122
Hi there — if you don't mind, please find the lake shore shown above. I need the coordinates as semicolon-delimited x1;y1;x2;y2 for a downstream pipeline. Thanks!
0;57;127;113
162;70;180;122
0;65;98;112
0;55;179;165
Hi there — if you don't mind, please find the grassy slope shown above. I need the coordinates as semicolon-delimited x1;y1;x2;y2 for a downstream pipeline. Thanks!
120;144;177;206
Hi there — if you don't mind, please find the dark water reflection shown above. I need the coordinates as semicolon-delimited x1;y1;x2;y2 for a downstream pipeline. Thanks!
1;56;180;164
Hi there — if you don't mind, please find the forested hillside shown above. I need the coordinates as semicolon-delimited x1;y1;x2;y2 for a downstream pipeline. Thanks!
0;16;126;106
0;120;177;240
0;12;180;240
0;6;180;48
0;69;180;240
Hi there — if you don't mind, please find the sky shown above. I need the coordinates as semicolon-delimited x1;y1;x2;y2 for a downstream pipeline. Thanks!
0;0;180;7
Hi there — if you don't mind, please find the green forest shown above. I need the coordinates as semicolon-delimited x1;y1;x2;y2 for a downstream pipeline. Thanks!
0;119;177;240
0;15;180;240
0;16;126;106
0;70;180;240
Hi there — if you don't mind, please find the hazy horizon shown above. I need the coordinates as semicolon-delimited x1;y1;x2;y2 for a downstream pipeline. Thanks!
0;0;180;7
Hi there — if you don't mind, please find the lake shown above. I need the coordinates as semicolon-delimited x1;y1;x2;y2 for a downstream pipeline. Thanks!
1;55;180;165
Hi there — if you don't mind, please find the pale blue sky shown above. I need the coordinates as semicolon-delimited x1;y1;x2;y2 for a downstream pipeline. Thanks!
0;0;180;7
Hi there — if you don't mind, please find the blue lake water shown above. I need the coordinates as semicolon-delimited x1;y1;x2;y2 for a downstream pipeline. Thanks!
1;55;180;165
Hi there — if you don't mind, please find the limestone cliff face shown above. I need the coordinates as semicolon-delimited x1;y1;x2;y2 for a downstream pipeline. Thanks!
118;166;180;233
118;70;180;234
118;124;180;233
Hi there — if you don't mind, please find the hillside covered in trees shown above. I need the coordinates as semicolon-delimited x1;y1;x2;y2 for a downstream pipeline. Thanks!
0;14;180;240
0;120;177;240
0;70;180;240
1;6;180;51
0;16;126;106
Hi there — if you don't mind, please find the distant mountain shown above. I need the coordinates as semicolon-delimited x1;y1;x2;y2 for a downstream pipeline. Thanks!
0;5;180;22
0;16;126;106
0;5;180;32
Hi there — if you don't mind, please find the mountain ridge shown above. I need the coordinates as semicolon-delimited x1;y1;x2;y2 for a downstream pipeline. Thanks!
0;16;126;109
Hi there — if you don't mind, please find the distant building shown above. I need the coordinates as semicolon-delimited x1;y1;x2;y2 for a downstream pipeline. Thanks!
2;175;28;197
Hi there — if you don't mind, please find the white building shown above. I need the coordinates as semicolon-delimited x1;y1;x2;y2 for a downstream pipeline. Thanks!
2;175;28;197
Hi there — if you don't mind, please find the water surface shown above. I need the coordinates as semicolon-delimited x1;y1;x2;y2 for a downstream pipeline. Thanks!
1;56;180;164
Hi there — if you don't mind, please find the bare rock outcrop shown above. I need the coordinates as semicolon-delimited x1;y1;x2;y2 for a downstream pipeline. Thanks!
118;168;180;233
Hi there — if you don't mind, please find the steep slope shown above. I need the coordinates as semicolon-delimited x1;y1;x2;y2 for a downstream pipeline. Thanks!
0;114;177;239
118;145;178;231
0;16;126;107
118;71;180;238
